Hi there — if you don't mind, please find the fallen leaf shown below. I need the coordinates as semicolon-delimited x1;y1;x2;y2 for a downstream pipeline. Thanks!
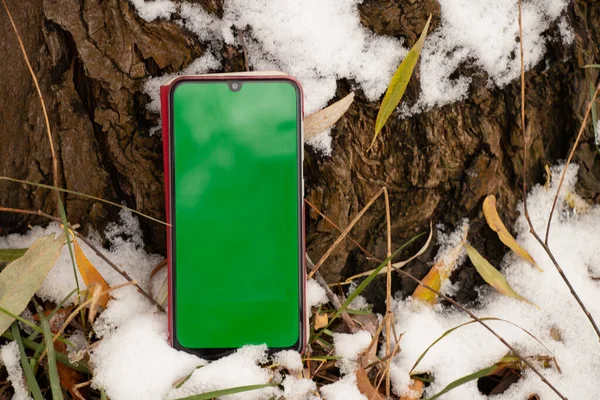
400;379;424;400
544;164;552;190
565;191;590;214
412;226;467;305
0;233;64;335
0;248;27;263
482;195;541;271
356;367;384;400
314;312;329;330
368;15;431;151
304;92;355;140
71;231;110;309
465;244;537;307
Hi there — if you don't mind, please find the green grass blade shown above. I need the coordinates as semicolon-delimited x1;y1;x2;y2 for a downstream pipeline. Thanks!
327;233;423;328
11;323;44;400
368;15;431;151
584;64;600;69
34;302;65;400
424;364;499;400
2;332;90;374
0;307;73;348
0;248;27;262
176;384;278;400
28;288;77;343
410;317;555;374
100;389;107;400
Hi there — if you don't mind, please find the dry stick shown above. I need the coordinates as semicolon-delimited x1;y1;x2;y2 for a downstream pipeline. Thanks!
0;177;169;226
0;206;165;312
1;0;58;194
306;255;357;332
304;198;379;261
382;187;392;398
395;267;567;399
308;187;385;279
38;281;135;363
516;0;600;342
544;84;600;244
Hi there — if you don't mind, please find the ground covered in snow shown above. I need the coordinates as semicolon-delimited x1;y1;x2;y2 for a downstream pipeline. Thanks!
135;0;572;154
2;166;600;400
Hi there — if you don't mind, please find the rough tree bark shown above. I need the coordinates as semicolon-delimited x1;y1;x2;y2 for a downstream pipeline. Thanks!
0;0;598;310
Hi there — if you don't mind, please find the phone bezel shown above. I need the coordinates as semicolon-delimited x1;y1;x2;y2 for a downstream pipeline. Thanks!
166;75;306;360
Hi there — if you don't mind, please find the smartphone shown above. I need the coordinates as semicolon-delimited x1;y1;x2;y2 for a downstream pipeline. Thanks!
161;72;305;359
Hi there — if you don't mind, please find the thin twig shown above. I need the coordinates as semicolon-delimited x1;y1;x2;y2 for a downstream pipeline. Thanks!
544;84;600;243
517;0;600;342
0;0;58;194
306;255;357;332
395;267;567;399
38;281;135;363
0;177;169;226
0;206;165;312
382;187;392;397
308;187;385;279
304;198;379;261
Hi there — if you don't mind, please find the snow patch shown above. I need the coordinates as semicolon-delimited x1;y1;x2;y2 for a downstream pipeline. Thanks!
306;279;328;308
0;341;31;400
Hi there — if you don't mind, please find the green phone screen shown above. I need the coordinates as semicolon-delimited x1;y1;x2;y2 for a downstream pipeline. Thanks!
171;80;301;351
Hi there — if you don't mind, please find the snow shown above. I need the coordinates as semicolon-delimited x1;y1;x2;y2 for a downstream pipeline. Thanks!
306;279;328;308
595;120;600;147
129;0;176;22
0;341;31;400
333;330;372;374
320;374;367;400
282;376;318;400
390;164;600;399
273;349;303;372
138;0;572;154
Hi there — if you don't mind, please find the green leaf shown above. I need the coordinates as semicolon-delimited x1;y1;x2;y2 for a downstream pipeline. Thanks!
465;244;537;307
34;301;64;400
424;356;518;400
0;248;27;263
368;15;431;151
175;384;278;400
327;233;423;329
11;323;44;400
0;233;65;335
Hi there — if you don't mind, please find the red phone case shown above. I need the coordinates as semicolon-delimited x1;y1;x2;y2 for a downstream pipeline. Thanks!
160;74;306;354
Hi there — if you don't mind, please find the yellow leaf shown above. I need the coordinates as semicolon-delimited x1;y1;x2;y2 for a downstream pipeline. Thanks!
314;312;329;330
368;15;431;151
412;226;468;305
70;231;110;308
465;244;537;307
482;195;541;271
304;92;355;140
565;191;590;214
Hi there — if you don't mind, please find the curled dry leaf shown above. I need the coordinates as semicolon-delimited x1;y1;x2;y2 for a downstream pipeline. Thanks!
465;244;537;307
314;312;329;330
565;191;590;214
412;225;468;305
0;233;64;335
71;230;110;309
356;367;384;400
482;195;541;271
304;92;355;140
400;379;424;400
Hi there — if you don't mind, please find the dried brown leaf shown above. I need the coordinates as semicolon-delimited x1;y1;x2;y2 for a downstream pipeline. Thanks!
304;92;355;140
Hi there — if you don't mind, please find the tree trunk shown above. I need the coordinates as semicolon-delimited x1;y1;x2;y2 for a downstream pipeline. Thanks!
0;0;598;310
